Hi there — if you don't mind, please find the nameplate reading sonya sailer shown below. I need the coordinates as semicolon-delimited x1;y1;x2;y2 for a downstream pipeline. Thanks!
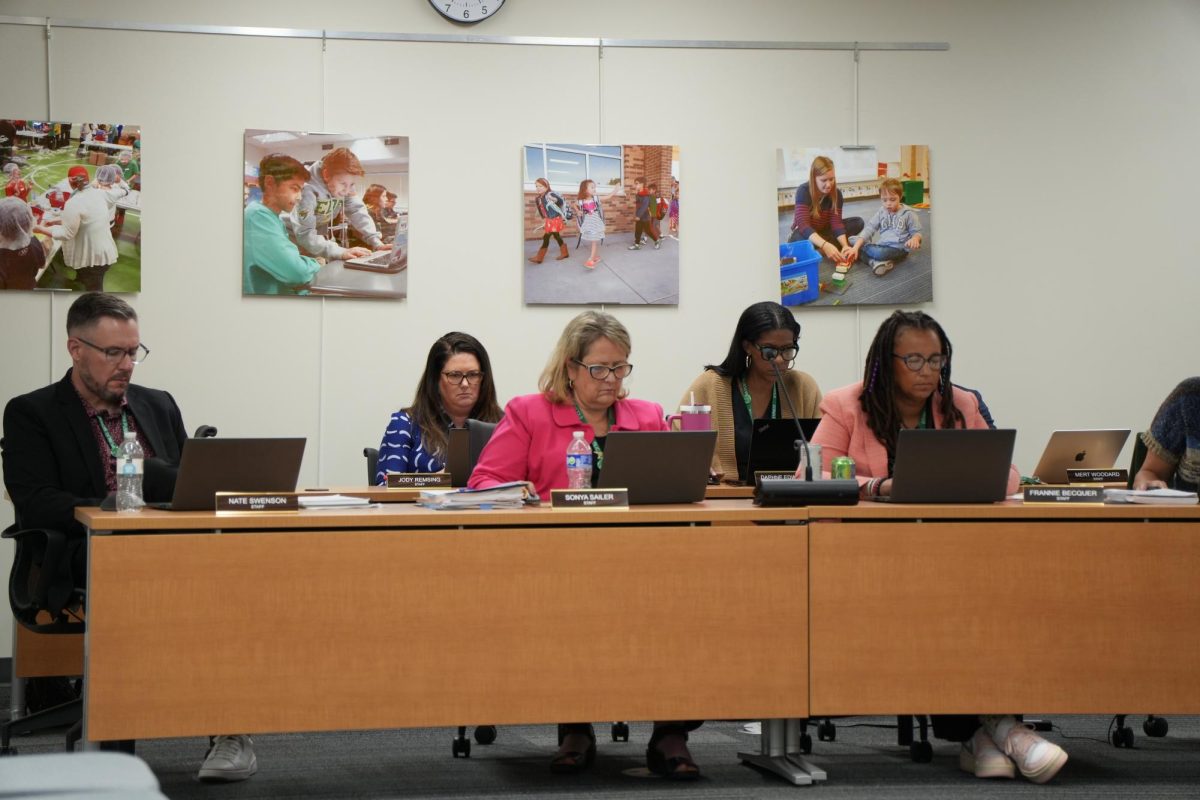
1066;468;1129;484
215;492;299;512
1023;486;1105;504
387;473;453;488
550;489;630;508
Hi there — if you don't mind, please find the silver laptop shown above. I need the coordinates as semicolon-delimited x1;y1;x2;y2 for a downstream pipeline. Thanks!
152;438;306;511
1031;429;1130;484
882;429;1016;504
344;234;407;272
598;431;717;504
446;420;499;488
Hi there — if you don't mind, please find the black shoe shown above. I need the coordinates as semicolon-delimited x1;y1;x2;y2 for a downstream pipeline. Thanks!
551;724;596;773
646;725;700;781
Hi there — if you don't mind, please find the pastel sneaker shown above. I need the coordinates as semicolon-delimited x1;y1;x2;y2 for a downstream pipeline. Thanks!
1003;724;1068;784
959;727;1015;779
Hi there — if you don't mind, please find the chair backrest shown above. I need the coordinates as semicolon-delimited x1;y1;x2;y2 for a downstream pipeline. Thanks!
364;447;380;486
4;524;85;635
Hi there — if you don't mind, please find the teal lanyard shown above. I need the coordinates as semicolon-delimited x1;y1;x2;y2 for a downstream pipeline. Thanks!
96;409;129;459
572;402;616;471
738;379;778;420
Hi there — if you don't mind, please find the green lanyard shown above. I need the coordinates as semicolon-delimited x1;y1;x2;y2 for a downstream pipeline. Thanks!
918;406;930;429
738;379;778;420
96;410;129;459
572;402;616;471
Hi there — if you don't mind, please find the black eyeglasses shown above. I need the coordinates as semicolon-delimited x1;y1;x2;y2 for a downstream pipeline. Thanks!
894;353;947;372
755;343;799;362
442;371;485;386
76;337;150;365
572;360;633;380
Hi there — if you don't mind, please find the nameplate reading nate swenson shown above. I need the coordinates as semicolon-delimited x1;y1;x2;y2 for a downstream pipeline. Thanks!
387;473;453;488
215;492;299;512
551;489;630;508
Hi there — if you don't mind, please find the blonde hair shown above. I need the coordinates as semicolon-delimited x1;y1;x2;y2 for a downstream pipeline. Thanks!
878;178;903;199
538;310;632;404
808;156;839;222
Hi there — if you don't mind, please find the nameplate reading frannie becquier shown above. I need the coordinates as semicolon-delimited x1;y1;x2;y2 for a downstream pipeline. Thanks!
551;489;630;508
215;493;299;512
1066;468;1129;484
1023;486;1105;504
387;473;453;488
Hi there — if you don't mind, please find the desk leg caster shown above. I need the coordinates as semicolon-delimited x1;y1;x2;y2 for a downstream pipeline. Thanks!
473;725;497;745
452;727;471;758
1111;716;1135;749
1144;716;1168;738
611;722;629;742
739;719;828;786
816;719;836;742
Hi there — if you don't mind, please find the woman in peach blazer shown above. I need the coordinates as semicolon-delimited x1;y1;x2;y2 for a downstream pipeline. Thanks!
811;310;1062;786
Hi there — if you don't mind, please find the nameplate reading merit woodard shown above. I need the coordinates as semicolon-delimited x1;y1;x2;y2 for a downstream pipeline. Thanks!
387;473;453;488
1066;468;1128;484
551;489;630;508
215;492;299;512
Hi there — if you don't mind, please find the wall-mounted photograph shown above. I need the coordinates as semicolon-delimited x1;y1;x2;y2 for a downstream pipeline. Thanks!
523;142;679;306
0;118;141;292
776;144;931;307
243;129;408;299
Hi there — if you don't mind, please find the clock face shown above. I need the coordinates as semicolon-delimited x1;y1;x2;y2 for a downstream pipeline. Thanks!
430;0;505;24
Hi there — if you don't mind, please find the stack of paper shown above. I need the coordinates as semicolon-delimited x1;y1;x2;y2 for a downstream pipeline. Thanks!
417;481;539;510
298;494;373;509
1104;488;1199;505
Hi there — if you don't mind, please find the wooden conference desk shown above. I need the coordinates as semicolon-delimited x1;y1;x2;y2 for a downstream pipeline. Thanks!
78;501;809;744
807;501;1200;716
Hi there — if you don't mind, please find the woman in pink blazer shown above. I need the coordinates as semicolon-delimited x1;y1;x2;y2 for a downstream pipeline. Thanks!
811;310;1065;785
469;310;700;780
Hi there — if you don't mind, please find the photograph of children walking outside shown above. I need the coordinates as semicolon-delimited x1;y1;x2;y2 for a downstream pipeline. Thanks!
523;143;679;305
777;144;931;307
242;129;409;299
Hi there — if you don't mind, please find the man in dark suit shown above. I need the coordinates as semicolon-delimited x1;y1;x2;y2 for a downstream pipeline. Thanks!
1;291;257;783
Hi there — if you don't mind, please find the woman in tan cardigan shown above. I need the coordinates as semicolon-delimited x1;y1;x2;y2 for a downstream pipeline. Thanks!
679;301;822;482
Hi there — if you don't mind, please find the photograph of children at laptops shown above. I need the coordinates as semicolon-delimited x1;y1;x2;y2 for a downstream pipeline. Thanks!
778;144;931;308
522;142;680;305
241;129;408;298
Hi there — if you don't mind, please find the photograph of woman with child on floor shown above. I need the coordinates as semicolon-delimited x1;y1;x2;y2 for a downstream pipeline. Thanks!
776;144;931;308
242;129;409;299
0;118;141;293
522;142;680;306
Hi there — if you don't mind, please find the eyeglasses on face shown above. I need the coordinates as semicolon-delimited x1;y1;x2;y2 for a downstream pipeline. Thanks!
572;360;633;380
76;337;150;365
754;343;799;362
442;371;485;386
894;353;947;372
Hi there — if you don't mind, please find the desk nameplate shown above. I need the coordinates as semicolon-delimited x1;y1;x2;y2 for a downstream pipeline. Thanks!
387;473;453;489
215;492;298;512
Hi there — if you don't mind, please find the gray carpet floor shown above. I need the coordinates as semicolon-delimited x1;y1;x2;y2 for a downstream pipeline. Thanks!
6;693;1200;799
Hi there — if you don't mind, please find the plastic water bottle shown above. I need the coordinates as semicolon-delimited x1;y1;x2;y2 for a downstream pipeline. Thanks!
116;431;145;513
566;431;593;489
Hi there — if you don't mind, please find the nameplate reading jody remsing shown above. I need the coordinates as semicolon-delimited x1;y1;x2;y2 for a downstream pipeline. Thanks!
1066;468;1128;484
215;492;299;512
387;472;453;488
1023;486;1105;504
551;489;630;508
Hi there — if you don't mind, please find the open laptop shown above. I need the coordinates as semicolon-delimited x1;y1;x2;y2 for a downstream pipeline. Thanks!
344;234;407;273
747;418;821;475
1031;429;1130;484
149;438;306;511
597;431;717;504
881;429;1016;504
446;420;499;488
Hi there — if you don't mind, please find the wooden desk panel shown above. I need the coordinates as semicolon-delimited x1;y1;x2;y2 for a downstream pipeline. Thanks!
15;624;83;678
86;521;808;741
810;519;1200;714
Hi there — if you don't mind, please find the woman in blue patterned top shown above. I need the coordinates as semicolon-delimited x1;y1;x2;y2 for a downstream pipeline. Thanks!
374;332;503;484
1133;378;1200;491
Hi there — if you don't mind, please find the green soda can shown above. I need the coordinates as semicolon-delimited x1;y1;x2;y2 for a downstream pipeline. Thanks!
831;456;856;480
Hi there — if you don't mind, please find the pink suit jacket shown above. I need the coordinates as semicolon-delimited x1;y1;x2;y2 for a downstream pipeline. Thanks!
811;381;1020;494
468;392;668;499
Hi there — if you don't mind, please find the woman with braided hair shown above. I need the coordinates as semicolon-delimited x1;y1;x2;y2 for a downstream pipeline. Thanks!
810;309;1066;784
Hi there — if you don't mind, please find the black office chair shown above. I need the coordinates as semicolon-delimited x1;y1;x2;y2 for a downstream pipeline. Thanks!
363;447;379;486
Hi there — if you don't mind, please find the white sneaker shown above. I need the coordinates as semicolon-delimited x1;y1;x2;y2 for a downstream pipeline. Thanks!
198;734;258;782
1003;724;1067;784
959;727;1015;779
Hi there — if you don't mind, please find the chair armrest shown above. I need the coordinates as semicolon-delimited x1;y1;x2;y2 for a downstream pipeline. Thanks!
3;526;85;633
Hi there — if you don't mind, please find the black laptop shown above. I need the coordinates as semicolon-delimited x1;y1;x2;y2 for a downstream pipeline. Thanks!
881;429;1016;504
747;418;821;475
597;431;717;504
150;437;306;511
445;420;499;488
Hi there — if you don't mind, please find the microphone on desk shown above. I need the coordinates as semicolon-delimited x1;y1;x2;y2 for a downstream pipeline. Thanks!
752;346;859;507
